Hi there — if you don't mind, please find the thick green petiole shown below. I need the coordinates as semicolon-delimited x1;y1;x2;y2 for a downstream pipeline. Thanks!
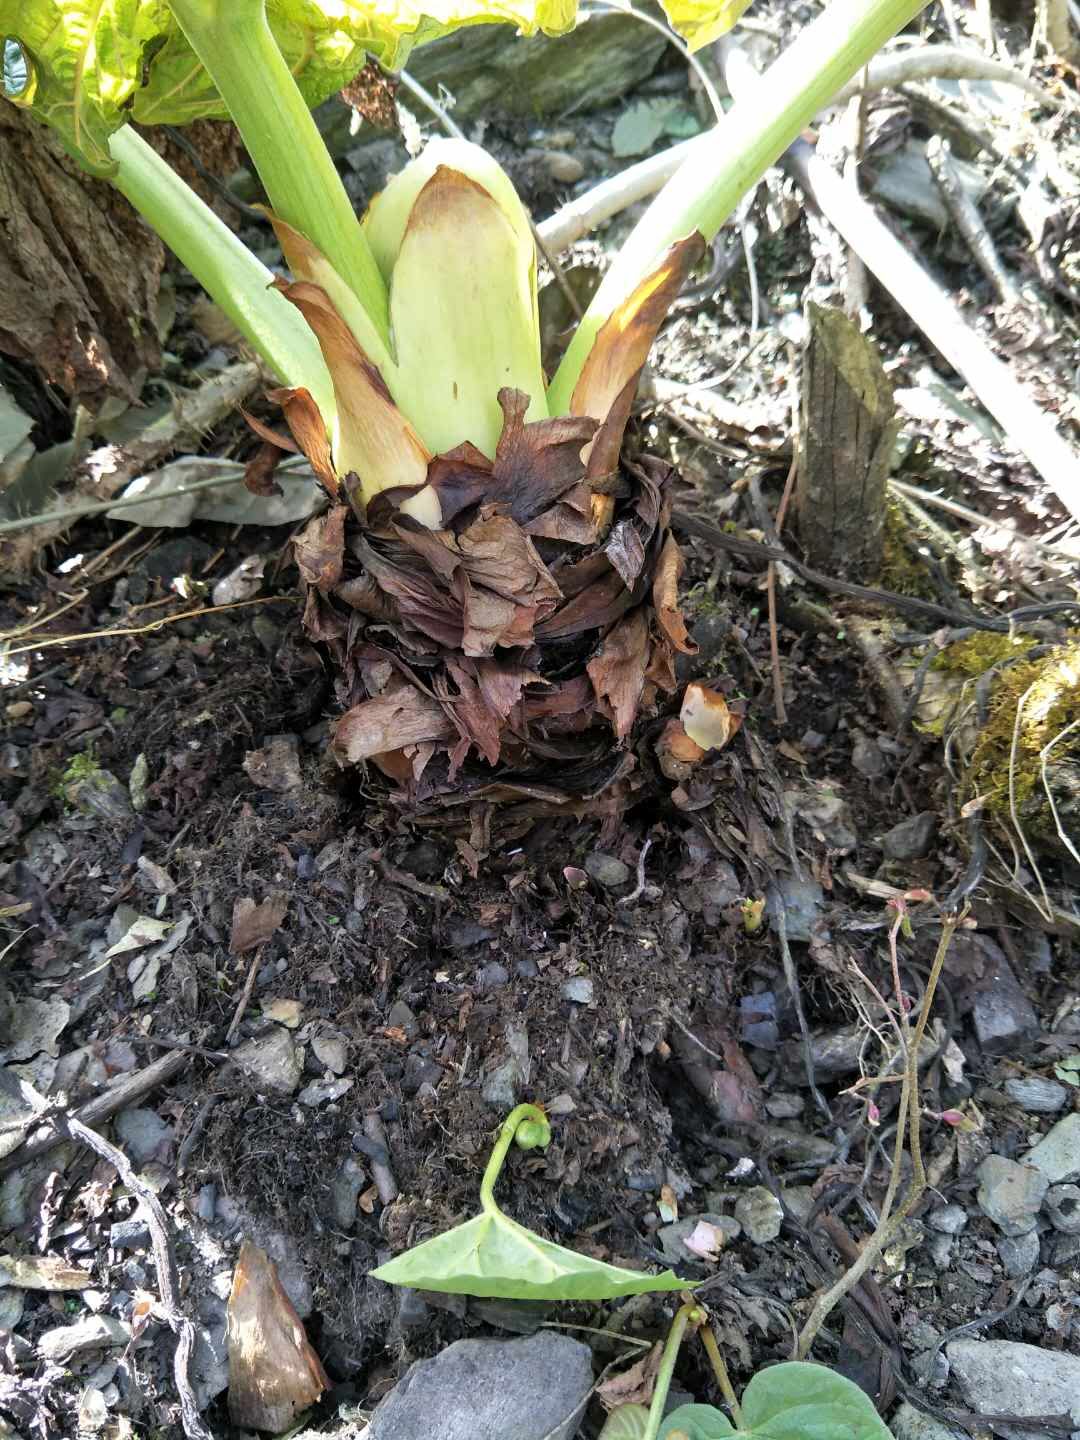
642;1303;705;1440
479;1104;551;1215
165;0;390;348
108;126;335;422
547;0;931;414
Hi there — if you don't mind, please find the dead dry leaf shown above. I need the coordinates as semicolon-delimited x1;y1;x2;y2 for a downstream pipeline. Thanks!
681;683;741;752
227;1240;328;1432
596;1342;663;1410
0;1255;93;1291
230;894;288;955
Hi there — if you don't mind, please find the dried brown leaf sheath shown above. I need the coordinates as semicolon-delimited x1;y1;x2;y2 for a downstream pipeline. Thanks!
227;1240;328;1432
270;235;704;810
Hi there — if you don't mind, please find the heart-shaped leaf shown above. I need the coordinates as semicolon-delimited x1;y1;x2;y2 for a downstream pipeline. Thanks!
371;1104;686;1299
371;1203;685;1300
660;1365;894;1440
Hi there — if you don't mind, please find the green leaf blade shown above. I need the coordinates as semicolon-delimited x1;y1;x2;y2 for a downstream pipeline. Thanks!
371;1211;686;1300
658;1404;736;1440
738;1363;894;1440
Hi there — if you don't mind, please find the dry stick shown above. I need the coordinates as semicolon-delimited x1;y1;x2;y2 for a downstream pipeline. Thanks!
362;1111;399;1205
619;836;653;905
925;136;1021;306
767;419;800;725
775;906;831;1122
796;911;961;1359
783;139;1080;523
225;945;264;1046
887;479;1079;557
0;1051;188;1177
58;1116;214;1440
830;43;1061;107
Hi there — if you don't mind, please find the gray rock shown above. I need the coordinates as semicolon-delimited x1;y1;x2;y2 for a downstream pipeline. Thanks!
734;1187;783;1244
890;1400;966;1440
881;812;937;860
971;957;1038;1056
1;996;70;1063
1024;1114;1080;1184
114;1107;172;1165
1044;1183;1080;1234
396;1288;431;1331
478;963;509;992
1003;1077;1068;1114
368;1332;593;1440
482;1060;521;1111
656;1214;741;1265
312;1034;348;1075
37;1315;130;1361
109;1218;151;1251
783;1025;864;1083
298;1076;353;1106
233;1027;302;1095
584;853;629;889
561;977;594;1005
947;1340;1080;1440
927;1234;953;1267
997;1230;1040;1277
976;1155;1048;1235
928;1204;968;1236
387;1002;419;1039
766;875;825;943
330;1156;367;1231
543;151;585;183
764;1092;804;1120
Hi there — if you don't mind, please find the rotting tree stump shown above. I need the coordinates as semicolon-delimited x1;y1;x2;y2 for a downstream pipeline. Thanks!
795;301;899;583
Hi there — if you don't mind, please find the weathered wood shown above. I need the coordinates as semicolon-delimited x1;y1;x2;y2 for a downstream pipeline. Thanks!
796;302;899;582
409;15;666;120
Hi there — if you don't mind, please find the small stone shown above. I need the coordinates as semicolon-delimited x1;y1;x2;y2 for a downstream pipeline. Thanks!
1003;1077;1068;1114
976;1155;1048;1235
330;1155;366;1230
766;874;825;943
482;1060;521;1111
928;1204;968;1236
387;1001;419;1039
76;1387;109;1433
109;1218;151;1251
928;1234;954;1268
401;1055;441;1095
779;1185;814;1222
37;1315;130;1361
890;1401;963;1440
765;1091;804;1120
851;731;886;778
544;151;585;183
396;1288;430;1330
971;957;1038;1056
1044;1183;1080;1234
656;1214;741;1265
233;1027;302;1095
1024;1113;1080;1183
297;1076;353;1106
478;963;509;992
734;1186;783;1244
311;1034;348;1075
996;1230;1040;1277
243;734;303;793
114;1107;172;1165
584;853;629;889
369;1332;593;1440
66;768;133;822
880;812;936;860
561;977;594;1005
947;1339;1080;1439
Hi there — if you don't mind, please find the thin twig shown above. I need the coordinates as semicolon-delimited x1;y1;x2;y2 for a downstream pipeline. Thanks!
619;837;653;905
226;946;264;1046
2;594;293;658
775;905;831;1121
58;1116;214;1440
796;912;961;1358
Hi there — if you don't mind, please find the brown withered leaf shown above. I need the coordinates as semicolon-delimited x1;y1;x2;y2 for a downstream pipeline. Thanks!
596;1342;664;1411
231;894;289;955
604;518;647;589
492;388;598;523
426;442;495;526
332;681;454;764
656;717;705;782
266;386;337;497
587;608;650;741
243;441;285;498
681;682;742;751
653;533;697;655
570;235;706;462
227;1239;328;1432
293;506;347;591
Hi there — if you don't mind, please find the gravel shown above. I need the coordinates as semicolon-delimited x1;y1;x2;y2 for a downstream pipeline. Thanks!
975;1155;1048;1235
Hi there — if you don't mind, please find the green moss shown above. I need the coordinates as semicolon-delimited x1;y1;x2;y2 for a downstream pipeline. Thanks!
51;746;101;800
880;499;938;601
932;631;1038;677
965;641;1080;841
